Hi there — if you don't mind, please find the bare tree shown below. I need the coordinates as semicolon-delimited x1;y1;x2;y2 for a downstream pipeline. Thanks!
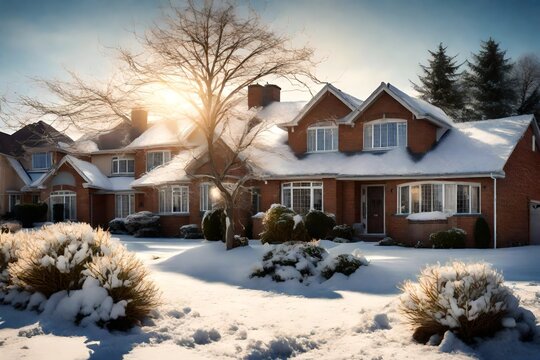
513;53;540;115
17;0;317;250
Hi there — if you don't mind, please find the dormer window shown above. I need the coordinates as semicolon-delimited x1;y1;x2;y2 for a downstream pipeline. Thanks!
364;120;407;150
32;152;53;170
112;157;135;175
307;124;338;152
146;151;171;172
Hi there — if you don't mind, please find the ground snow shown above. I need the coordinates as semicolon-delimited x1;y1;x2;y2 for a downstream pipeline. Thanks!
1;237;539;359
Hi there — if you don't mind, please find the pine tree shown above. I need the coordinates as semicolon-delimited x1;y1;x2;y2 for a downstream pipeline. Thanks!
465;38;515;119
411;43;464;119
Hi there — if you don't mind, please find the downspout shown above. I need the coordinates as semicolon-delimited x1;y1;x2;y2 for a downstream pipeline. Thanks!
490;174;497;249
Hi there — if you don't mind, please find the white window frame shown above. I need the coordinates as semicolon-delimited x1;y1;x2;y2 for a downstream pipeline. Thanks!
397;181;481;215
112;157;135;175
363;119;407;151
32;152;53;170
115;193;135;218
281;181;324;213
146;150;171;172
159;185;189;214
307;125;338;153
199;183;213;212
50;190;77;221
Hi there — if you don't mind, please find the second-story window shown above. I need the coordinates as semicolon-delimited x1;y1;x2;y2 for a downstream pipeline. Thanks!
307;125;338;152
146;151;171;172
32;152;52;170
364;120;407;150
112;157;135;175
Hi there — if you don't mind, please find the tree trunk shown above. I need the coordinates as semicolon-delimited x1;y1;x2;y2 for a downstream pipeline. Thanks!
224;201;236;250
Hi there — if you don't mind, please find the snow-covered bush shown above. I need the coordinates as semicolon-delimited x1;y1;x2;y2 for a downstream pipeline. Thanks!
429;228;466;249
329;224;354;241
9;223;109;297
399;262;519;343
304;210;335;240
202;208;225;241
260;204;310;244
83;240;160;329
0;231;30;287
320;251;369;279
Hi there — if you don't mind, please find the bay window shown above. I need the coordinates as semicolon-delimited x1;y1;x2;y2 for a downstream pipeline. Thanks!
282;182;323;214
364;120;407;150
159;185;189;214
307;126;338;152
112;157;135;175
147;151;171;172
398;182;481;215
115;194;135;218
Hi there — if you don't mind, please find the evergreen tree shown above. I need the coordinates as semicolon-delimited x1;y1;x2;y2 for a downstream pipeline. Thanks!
411;43;464;119
465;38;515;119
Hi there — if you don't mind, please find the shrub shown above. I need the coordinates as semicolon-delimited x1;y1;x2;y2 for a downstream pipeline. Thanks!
304;210;336;240
329;224;354;241
474;217;491;248
8;223;110;297
202;208;226;241
260;205;310;244
320;251;369;279
124;211;160;235
429;228;466;249
399;262;519;344
0;231;31;287
14;203;48;228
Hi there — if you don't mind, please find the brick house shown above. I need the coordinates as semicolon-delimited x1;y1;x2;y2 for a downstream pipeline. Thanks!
1;82;540;247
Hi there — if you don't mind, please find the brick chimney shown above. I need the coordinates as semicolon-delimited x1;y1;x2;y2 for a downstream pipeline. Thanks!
248;84;281;108
131;108;148;133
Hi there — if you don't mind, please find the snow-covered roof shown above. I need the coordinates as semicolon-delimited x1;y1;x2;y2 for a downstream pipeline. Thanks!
125;120;196;149
62;140;100;153
27;155;134;191
131;150;198;187
281;84;363;127
5;156;31;185
246;115;537;179
342;82;454;128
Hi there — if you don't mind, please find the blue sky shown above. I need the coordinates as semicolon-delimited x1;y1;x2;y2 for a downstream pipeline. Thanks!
1;0;540;104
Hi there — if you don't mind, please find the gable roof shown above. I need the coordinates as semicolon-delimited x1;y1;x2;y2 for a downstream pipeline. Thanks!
4;156;32;185
125;119;196;150
11;121;73;148
27;155;132;191
81;120;143;151
342;82;454;128
281;84;363;127
245;114;536;180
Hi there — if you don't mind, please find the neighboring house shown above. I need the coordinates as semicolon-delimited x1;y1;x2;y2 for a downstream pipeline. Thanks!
1;83;539;247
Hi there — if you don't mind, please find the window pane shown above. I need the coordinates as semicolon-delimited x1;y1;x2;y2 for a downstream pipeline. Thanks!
388;122;397;147
364;125;372;149
307;129;316;152
313;188;323;210
283;188;291;208
433;184;443;211
471;186;480;213
172;189;180;212
316;129;325;151
400;186;409;214
421;184;432;212
159;190;167;213
457;185;470;213
373;124;381;148
398;123;407;147
332;128;338;150
444;184;457;213
411;185;420;213
324;128;333;151
119;160;127;173
380;123;388;148
293;188;311;214
128;160;134;173
129;194;135;215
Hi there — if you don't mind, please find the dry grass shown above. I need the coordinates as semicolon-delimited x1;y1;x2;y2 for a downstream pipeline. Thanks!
399;261;516;344
0;231;30;286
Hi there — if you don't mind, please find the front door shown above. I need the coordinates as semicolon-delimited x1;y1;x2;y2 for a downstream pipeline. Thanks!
367;186;384;234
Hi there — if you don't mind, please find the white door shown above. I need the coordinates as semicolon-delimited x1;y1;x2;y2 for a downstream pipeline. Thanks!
530;201;540;245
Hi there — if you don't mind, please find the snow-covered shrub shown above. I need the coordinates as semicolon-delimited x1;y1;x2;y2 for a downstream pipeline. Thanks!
9;223;110;297
0;231;30;287
304;210;335;240
329;224;354;241
202;208;225;241
251;242;326;282
260;204;310;244
429;228;466;249
399;262;519;343
123;211;160;237
108;218;128;235
474;217;491;248
83;240;160;329
320;251;369;279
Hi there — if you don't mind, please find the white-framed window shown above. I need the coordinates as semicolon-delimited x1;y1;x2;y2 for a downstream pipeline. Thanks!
8;194;21;212
282;181;323;214
159;185;189;214
307;125;338;152
146;151;171;172
398;181;481;215
199;183;214;212
251;187;261;213
50;190;76;221
32;152;53;170
364;119;407;150
112;157;135;175
115;193;135;218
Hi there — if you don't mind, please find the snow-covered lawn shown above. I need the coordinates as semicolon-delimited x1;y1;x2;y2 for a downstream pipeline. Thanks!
1;237;540;359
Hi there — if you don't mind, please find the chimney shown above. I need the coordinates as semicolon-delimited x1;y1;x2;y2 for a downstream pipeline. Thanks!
131;108;148;133
247;83;281;109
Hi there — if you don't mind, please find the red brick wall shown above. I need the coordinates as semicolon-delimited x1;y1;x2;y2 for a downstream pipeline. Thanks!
497;126;540;247
288;92;352;154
